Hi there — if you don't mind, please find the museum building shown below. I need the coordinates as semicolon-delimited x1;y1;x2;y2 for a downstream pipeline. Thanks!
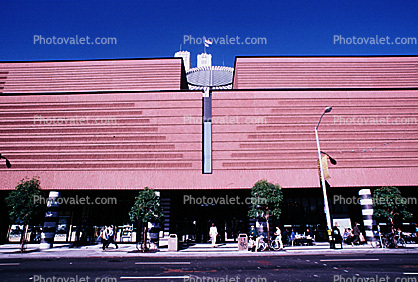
0;55;417;243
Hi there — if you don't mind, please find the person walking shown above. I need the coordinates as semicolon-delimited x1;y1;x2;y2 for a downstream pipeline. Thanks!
249;225;260;252
209;223;218;248
290;229;296;246
105;225;119;249
352;222;361;246
282;229;289;245
274;226;284;250
101;226;109;250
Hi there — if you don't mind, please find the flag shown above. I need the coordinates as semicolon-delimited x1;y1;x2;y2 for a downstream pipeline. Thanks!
317;155;331;180
204;39;213;47
322;155;330;180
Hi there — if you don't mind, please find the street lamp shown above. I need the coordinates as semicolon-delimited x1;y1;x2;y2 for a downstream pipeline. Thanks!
0;154;11;168
315;107;332;232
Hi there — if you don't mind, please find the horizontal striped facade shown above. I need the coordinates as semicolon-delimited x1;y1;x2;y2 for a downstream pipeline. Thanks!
211;90;418;188
0;91;203;190
0;58;188;93
0;56;417;191
233;56;418;89
1;88;417;190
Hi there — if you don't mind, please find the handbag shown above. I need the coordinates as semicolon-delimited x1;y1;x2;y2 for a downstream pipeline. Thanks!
359;233;365;242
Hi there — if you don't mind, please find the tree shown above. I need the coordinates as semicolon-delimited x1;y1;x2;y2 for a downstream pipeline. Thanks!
5;177;46;252
373;186;412;227
129;187;163;251
248;179;283;242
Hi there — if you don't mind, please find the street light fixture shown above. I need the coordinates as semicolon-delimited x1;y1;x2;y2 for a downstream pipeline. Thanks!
321;151;337;165
0;154;11;168
315;107;332;232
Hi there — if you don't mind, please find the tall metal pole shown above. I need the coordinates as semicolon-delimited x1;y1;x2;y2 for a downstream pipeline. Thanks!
316;126;332;231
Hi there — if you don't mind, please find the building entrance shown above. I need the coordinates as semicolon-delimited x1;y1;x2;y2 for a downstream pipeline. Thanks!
174;205;248;243
169;190;250;243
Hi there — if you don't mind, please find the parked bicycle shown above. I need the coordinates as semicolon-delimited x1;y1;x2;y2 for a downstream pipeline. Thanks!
136;239;157;252
373;232;406;248
250;235;282;251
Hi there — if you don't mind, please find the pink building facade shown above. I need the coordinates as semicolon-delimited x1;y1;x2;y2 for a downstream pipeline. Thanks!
0;56;417;243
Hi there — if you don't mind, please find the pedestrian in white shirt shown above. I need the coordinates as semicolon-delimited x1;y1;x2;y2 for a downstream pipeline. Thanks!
105;225;119;249
101;226;109;250
274;227;284;250
209;223;218;248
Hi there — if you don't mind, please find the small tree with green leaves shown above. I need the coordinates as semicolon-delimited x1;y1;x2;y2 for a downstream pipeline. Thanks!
5;177;46;252
373;186;412;227
129;187;163;251
248;179;283;242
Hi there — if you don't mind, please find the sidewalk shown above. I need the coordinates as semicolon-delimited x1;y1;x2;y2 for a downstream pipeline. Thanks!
1;242;418;259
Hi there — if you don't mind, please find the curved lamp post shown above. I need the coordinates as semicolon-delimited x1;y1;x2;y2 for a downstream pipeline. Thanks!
0;154;11;168
315;107;332;232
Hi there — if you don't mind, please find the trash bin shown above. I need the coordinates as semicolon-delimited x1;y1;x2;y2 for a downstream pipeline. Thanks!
329;237;335;249
328;229;334;249
168;234;178;252
238;233;248;251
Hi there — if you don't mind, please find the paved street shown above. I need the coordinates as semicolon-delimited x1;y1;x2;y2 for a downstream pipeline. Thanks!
1;249;418;282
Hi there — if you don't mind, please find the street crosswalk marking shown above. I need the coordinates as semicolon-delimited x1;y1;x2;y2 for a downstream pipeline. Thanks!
320;259;379;262
135;262;191;265
120;276;190;280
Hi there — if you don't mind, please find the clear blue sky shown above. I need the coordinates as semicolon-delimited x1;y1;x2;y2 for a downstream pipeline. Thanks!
0;0;417;67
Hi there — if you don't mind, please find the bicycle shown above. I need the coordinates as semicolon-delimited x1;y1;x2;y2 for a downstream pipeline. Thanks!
380;233;407;248
252;235;282;251
270;238;283;250
136;239;157;252
395;235;406;248
371;235;383;248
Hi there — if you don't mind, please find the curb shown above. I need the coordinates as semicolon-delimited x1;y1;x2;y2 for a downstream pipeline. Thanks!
1;245;418;259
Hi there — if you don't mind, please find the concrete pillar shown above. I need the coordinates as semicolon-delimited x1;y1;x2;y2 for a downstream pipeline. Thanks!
359;189;374;243
40;191;60;249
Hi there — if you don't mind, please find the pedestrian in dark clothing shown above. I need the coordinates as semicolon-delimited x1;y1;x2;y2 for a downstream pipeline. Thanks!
105;225;118;249
248;225;260;252
305;228;315;241
332;223;343;248
282;229;289;245
101;226;109;250
352;222;361;246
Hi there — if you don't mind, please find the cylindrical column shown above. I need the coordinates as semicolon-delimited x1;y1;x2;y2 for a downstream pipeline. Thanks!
40;191;60;249
359;189;374;243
